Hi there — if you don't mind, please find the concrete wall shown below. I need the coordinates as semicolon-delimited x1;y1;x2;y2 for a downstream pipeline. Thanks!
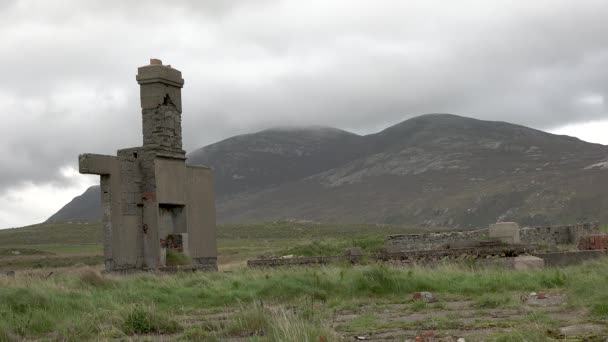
155;157;186;205
186;166;218;269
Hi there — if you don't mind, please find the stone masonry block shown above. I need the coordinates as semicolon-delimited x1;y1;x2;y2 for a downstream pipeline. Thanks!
489;222;520;244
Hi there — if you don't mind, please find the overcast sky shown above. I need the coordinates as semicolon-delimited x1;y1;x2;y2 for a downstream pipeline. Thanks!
1;0;608;228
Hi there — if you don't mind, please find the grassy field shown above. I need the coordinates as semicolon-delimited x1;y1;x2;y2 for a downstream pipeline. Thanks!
1;222;607;341
0;221;415;270
0;260;607;341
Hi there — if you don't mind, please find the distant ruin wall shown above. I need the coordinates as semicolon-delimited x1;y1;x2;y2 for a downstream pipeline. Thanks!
519;222;599;246
385;222;600;252
248;244;536;268
385;229;488;252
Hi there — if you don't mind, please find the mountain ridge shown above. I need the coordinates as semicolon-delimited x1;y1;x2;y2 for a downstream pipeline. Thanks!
48;113;608;228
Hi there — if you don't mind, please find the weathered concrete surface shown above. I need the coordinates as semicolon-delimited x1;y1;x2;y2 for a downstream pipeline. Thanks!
557;323;606;338
476;255;545;270
489;222;520;244
79;59;217;272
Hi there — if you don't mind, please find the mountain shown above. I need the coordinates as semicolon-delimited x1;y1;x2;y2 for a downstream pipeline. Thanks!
48;114;608;228
187;126;366;196
47;185;102;222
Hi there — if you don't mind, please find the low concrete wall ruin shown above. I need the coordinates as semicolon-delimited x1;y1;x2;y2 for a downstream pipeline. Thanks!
247;244;534;268
385;222;600;252
384;229;488;252
520;222;599;246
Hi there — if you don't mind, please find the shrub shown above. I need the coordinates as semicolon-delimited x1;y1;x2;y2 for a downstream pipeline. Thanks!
79;269;113;288
121;305;181;335
2;289;49;314
0;324;17;342
268;307;335;342
225;304;270;337
411;299;427;311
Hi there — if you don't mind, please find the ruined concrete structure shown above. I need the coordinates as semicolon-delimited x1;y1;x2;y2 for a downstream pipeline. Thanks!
385;222;600;252
79;59;217;272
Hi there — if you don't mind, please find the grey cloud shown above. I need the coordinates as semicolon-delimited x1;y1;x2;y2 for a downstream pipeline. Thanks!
1;0;608;195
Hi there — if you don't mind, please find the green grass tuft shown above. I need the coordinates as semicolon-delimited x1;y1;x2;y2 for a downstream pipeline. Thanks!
591;297;608;318
411;299;428;311
166;250;192;266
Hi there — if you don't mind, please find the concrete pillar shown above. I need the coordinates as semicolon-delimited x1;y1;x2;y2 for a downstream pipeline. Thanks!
100;175;113;270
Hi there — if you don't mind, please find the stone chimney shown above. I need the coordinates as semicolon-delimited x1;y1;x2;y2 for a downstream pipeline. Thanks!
136;59;185;155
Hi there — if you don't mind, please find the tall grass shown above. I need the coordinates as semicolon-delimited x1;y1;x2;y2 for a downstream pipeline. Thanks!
1;259;608;340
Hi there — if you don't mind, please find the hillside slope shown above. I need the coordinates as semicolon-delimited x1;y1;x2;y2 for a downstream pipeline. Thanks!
47;186;101;223
188;126;366;196
48;114;608;228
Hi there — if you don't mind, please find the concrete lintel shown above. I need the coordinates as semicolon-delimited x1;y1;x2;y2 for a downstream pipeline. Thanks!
79;153;118;175
186;164;212;170
155;151;187;160
137;77;184;88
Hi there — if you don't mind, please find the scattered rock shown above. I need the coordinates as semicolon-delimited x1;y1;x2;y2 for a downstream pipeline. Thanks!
413;291;435;303
457;338;466;342
415;331;435;342
355;336;367;340
529;292;537;297
11;250;20;255
526;293;565;306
